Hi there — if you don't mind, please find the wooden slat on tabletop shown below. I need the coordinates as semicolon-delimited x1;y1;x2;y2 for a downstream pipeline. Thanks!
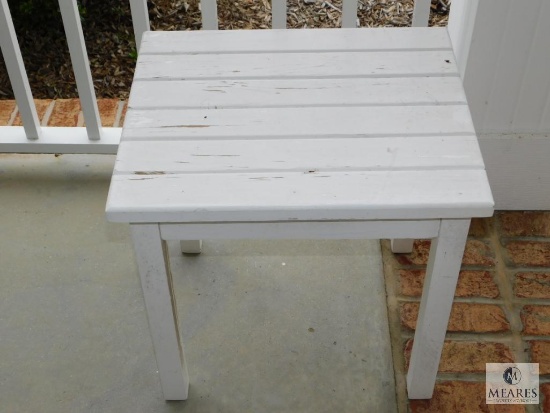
129;77;467;110
135;51;458;81
106;169;494;223
139;27;451;54
122;105;475;140
113;136;484;173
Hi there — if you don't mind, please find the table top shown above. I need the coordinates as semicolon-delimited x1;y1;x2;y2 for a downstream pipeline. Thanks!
106;27;493;223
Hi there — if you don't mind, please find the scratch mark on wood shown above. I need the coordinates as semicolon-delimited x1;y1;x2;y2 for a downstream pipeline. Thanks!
134;171;166;175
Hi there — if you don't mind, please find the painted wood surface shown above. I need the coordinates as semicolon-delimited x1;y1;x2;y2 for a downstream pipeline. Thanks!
107;28;492;224
131;224;189;400
407;219;470;398
0;0;42;139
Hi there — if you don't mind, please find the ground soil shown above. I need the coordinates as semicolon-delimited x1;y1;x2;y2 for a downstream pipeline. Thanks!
0;0;449;100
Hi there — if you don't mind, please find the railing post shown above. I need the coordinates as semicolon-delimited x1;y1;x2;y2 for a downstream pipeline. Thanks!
0;0;42;139
272;0;286;29
129;0;150;51
412;0;431;27
200;0;218;30
58;0;102;140
342;0;358;28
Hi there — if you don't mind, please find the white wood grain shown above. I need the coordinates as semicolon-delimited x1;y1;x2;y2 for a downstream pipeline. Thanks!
511;0;550;132
407;219;470;399
390;239;414;253
114;137;484;173
412;0;431;27
180;240;202;254
342;0;358;28
106;170;494;223
135;50;458;81
200;0;218;30
139;28;451;55
129;0;150;50
460;0;511;131
129;77;467;110
0;0;42;139
0;126;120;154
161;220;441;240
122;105;475;141
58;0;102;140
482;0;541;133
131;224;189;400
271;0;286;29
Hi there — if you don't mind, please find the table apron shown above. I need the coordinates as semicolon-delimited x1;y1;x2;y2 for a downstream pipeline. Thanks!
157;219;441;241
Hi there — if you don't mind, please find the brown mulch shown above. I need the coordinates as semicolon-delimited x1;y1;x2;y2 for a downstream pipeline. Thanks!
0;0;450;100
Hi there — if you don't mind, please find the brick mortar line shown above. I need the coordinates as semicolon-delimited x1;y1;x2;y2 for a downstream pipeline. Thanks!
400;331;515;341
396;296;508;305
41;101;56;126
7;104;17;126
500;236;550;243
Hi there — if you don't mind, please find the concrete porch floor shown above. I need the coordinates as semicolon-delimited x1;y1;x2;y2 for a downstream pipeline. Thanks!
0;153;397;412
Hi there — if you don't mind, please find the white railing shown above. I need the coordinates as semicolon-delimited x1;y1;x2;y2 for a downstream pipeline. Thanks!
0;0;432;154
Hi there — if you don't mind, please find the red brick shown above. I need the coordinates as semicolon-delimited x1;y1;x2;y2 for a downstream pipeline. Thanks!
515;272;550;299
541;383;550;413
521;305;550;336
410;381;525;413
400;270;499;298
498;211;550;237
401;302;510;333
505;241;550;267
96;99;120;127
469;218;490;238
529;341;550;374
395;240;495;267
48;98;81;126
12;99;52;126
0;100;16;125
404;340;514;373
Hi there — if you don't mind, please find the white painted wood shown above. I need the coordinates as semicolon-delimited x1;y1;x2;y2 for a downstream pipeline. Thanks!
271;0;286;29
131;224;189;400
482;1;541;133
407;219;470;399
0;0;42;140
123;105;475;141
200;0;218;30
161;220;440;241
106;170;493;223
129;0;150;50
58;0;102;140
180;240;202;254
341;0;358;28
0;126;120;154
114;137;484;173
411;0;431;27
129;77;467;110
447;0;479;79
139;28;451;54
390;239;414;254
135;50;458;81
479;134;550;210
511;0;550;132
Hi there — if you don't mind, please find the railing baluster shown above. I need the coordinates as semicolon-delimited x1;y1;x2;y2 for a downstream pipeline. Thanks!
342;0;358;28
58;0;102;140
0;0;42;139
272;0;286;29
129;0;150;51
412;0;431;27
200;0;218;30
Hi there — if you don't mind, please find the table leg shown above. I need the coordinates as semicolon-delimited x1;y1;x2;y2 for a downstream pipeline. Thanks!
131;224;189;400
180;240;202;254
406;219;470;399
390;239;414;253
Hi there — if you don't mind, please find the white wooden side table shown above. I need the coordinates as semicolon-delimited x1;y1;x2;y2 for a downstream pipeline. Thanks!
106;27;494;401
